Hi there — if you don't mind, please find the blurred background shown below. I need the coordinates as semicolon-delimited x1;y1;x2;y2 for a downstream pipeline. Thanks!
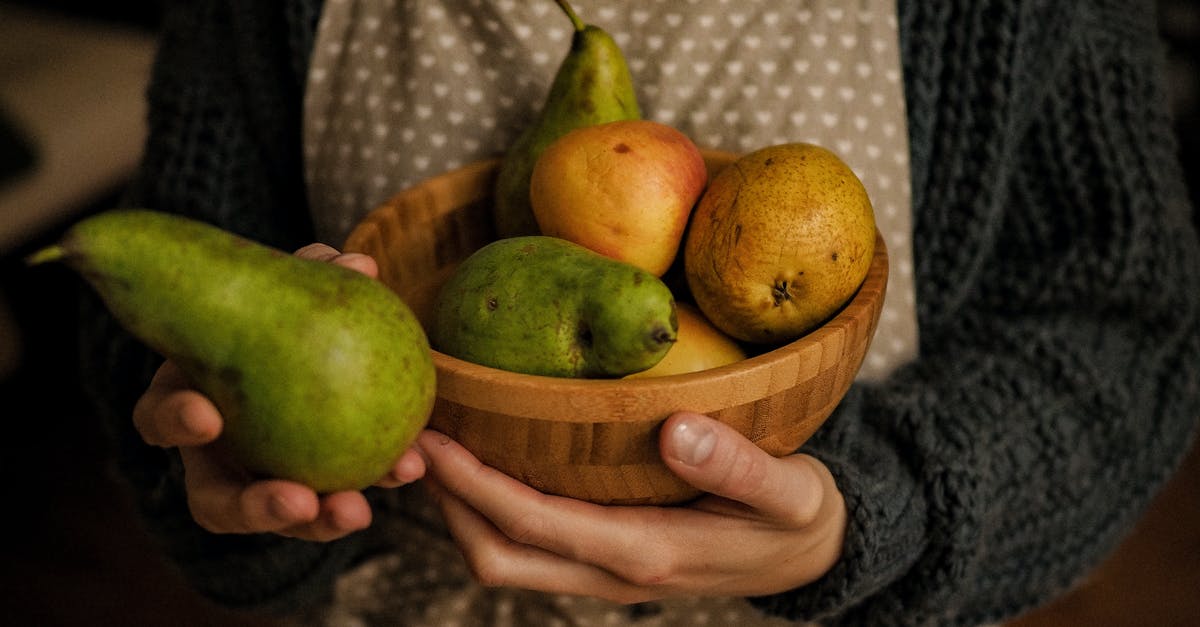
0;1;1197;625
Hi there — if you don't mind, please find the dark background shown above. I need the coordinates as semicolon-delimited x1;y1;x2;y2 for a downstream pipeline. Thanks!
0;2;1198;625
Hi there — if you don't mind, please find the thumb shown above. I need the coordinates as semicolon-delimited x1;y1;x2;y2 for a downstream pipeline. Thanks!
294;243;379;278
660;412;827;525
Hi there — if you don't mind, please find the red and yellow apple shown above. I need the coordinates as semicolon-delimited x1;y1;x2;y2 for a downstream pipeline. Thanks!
529;119;707;276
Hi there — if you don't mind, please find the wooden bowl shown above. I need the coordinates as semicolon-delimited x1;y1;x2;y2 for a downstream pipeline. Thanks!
344;151;888;505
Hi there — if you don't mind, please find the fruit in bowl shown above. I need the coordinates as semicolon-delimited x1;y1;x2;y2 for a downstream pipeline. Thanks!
530;119;708;277
624;303;747;379
343;150;887;505
430;235;678;378
491;0;641;238
685;143;878;344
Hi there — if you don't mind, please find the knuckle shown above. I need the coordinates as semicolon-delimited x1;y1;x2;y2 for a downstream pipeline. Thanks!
787;499;822;527
463;548;509;589
715;446;770;497
131;396;164;445
496;510;547;546
779;456;827;526
138;392;197;447
614;546;677;588
185;495;224;534
623;560;675;588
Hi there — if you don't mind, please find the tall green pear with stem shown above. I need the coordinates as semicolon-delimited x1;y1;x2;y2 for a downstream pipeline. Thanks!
492;0;642;238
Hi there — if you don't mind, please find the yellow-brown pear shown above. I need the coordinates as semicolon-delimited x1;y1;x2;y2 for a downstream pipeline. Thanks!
683;143;876;344
624;303;745;378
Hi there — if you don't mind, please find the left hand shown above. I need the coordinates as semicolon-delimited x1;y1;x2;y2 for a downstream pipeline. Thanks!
132;243;426;542
418;411;847;604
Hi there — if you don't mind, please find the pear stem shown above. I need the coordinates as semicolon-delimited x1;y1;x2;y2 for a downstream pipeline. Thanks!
25;244;66;266
554;0;586;32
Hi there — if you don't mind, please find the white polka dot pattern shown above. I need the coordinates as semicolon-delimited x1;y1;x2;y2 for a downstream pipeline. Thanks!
305;1;917;384
305;8;914;391
305;0;915;377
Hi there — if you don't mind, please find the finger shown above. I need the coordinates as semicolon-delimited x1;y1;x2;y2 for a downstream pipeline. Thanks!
180;446;319;534
424;479;657;604
659;412;826;526
294;243;378;278
374;447;428;488
331;252;378;277
133;362;222;447
293;242;342;262
277;491;373;542
419;432;829;593
417;431;676;581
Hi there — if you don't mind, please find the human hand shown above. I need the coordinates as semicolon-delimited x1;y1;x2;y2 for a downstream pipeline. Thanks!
130;243;427;541
419;411;847;603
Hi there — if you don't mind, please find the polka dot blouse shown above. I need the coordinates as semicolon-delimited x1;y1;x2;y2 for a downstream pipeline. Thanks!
299;3;915;621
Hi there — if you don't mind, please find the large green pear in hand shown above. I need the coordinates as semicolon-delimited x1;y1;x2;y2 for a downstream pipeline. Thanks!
492;0;641;238
28;210;436;493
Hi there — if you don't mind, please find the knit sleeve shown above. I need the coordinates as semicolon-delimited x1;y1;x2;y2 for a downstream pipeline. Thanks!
750;2;1200;625
76;0;367;613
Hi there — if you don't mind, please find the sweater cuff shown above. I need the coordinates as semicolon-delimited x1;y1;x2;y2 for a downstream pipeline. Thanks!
116;443;370;614
747;388;928;623
173;528;367;614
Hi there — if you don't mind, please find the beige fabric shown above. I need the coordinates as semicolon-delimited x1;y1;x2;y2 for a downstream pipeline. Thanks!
301;1;914;624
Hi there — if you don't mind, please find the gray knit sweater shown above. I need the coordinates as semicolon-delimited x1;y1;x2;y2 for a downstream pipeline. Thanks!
78;1;1200;625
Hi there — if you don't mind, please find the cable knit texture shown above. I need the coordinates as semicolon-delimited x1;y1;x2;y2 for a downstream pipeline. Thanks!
78;1;1200;625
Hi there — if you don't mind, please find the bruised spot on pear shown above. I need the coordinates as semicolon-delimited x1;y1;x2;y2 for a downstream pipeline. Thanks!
576;321;594;348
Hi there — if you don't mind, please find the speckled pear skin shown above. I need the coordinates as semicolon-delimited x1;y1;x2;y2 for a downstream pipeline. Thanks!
31;209;436;493
684;143;877;344
431;236;677;378
491;0;641;238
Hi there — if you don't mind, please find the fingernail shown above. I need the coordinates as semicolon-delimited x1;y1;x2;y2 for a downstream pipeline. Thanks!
670;418;716;466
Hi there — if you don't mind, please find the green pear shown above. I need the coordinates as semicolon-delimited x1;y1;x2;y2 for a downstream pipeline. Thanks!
431;236;676;378
492;0;641;238
28;209;436;493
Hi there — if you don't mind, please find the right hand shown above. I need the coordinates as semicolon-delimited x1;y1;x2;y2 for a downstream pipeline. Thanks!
130;246;427;542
